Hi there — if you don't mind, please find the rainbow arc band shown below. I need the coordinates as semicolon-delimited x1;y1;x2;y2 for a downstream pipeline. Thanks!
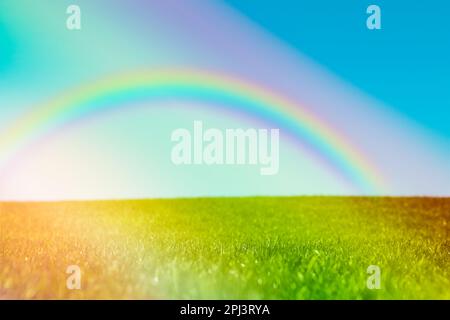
0;69;386;194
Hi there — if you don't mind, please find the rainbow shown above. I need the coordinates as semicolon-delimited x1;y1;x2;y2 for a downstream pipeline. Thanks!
0;68;386;193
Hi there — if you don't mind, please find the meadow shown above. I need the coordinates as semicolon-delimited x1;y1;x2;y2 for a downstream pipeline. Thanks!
0;197;449;299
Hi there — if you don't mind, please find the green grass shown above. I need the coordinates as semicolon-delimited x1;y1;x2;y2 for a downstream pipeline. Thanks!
1;197;449;299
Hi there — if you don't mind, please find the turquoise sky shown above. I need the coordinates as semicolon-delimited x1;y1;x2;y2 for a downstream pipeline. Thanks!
224;0;450;138
0;0;448;199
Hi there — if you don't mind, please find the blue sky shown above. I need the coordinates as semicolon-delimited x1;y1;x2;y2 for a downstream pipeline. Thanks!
224;0;450;138
0;0;448;199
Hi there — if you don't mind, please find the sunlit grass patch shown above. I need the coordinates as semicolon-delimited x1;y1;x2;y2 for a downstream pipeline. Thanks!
0;197;449;299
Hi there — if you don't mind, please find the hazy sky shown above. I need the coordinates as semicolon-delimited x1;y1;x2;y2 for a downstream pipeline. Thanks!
0;0;448;200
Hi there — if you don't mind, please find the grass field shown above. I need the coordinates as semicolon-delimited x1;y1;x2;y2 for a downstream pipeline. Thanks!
0;197;449;299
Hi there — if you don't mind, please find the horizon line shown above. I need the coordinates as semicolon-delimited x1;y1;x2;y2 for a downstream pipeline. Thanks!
1;194;449;203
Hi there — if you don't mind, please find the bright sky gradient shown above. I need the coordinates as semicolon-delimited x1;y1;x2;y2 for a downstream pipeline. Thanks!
0;0;448;200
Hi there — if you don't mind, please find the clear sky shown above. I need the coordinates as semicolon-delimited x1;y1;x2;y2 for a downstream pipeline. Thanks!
224;0;450;138
0;0;448;200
